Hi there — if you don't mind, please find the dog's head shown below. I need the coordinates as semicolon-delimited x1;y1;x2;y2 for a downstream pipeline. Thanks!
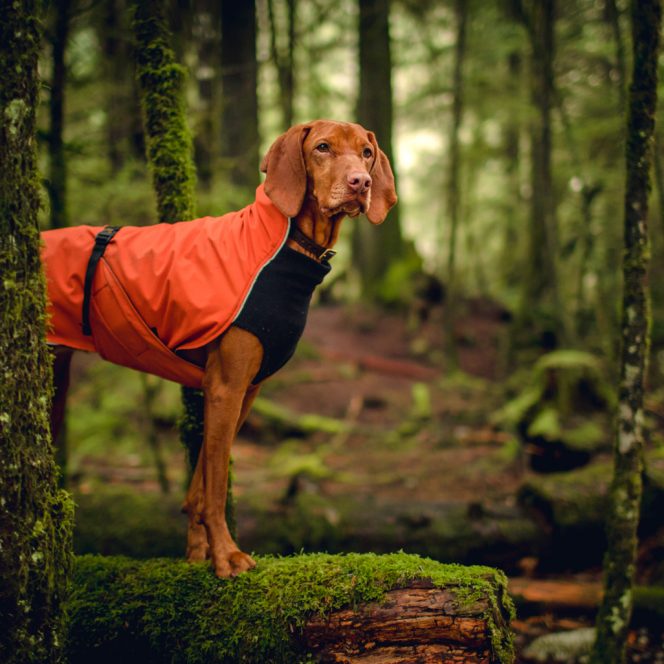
260;120;397;224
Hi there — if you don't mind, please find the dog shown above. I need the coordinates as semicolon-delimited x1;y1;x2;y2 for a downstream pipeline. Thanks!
43;120;397;577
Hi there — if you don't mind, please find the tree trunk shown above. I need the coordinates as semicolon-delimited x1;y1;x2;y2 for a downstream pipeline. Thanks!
131;0;236;534
47;0;70;231
516;0;563;345
220;0;260;198
66;553;515;663
47;0;71;481
267;0;296;131
0;2;74;661
192;0;220;190
591;1;662;662
443;0;468;369
352;0;404;300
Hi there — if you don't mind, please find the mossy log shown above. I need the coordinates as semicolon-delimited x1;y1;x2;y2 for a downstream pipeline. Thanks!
67;553;515;663
517;455;664;570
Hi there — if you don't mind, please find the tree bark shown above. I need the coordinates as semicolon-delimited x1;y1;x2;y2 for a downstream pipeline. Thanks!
591;1;662;662
131;0;236;534
352;0;404;300
66;554;515;663
0;2;74;661
220;0;260;196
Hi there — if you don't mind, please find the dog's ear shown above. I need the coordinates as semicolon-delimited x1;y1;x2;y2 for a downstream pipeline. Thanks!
366;132;398;225
260;124;311;218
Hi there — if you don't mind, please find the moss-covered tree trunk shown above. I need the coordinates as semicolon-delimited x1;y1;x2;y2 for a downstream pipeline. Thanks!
0;2;74;661
131;0;235;535
352;0;404;300
591;1;662;662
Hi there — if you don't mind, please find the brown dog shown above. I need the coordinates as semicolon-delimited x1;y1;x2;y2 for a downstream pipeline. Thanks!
46;120;397;577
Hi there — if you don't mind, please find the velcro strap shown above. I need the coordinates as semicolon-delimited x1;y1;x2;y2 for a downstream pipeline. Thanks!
82;226;121;335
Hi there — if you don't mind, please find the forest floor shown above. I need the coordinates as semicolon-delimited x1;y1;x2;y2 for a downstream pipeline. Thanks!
67;300;664;663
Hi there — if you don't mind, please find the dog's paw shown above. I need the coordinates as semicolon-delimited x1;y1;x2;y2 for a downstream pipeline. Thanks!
213;549;256;578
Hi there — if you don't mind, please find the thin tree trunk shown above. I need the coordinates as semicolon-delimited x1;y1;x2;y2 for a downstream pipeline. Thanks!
193;0;219;190
101;0;129;173
0;2;74;661
513;0;563;345
352;0;404;300
131;0;236;536
267;0;296;131
47;0;71;482
591;1;662;662
220;0;260;195
529;0;560;327
48;0;70;231
443;0;468;368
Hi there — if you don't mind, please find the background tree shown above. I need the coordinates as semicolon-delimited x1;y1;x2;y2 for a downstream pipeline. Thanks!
131;0;236;531
266;0;297;131
443;0;468;367
591;0;661;661
352;0;404;299
0;1;73;661
47;0;71;231
192;0;221;191
514;0;563;346
220;0;260;202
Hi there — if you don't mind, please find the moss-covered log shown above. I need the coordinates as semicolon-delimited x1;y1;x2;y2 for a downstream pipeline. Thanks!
518;456;664;571
66;553;515;663
0;2;74;662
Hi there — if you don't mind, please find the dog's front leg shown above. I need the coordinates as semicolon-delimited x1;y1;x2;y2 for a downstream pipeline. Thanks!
198;328;262;577
184;382;261;563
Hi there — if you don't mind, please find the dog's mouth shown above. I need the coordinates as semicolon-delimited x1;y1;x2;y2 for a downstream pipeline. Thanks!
321;195;368;218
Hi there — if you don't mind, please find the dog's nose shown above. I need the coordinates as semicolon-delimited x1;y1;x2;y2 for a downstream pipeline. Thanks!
347;172;372;193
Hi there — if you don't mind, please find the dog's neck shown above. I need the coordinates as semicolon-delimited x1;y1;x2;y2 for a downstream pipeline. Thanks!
288;198;345;263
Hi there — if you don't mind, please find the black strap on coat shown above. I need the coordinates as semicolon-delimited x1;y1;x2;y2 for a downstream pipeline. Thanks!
82;226;121;335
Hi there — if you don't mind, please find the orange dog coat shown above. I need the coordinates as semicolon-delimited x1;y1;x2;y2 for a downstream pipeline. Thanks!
42;185;289;388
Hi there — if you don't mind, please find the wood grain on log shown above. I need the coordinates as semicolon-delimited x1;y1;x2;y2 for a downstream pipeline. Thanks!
303;581;501;663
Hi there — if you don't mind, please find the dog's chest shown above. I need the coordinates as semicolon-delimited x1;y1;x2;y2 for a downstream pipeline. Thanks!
232;246;330;383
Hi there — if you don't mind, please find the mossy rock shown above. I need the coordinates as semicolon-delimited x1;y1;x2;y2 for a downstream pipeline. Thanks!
495;351;614;472
66;553;516;663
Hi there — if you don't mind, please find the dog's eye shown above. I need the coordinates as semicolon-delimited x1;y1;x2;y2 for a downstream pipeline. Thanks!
363;148;373;159
316;143;330;153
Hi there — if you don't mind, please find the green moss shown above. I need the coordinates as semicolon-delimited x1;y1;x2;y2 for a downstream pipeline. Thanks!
67;553;515;663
